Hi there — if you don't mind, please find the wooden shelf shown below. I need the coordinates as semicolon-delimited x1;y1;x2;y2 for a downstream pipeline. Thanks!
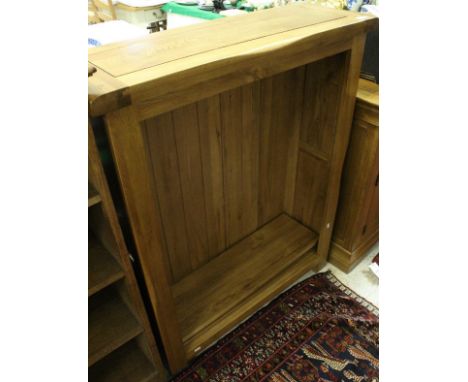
172;214;319;358
89;183;102;207
88;235;125;296
89;290;143;366
89;340;160;382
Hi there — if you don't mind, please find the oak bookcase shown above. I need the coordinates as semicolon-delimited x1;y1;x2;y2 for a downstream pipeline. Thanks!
88;123;166;381
88;4;377;373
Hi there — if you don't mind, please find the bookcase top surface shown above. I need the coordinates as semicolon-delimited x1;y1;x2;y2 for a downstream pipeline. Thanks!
88;3;377;116
89;4;376;76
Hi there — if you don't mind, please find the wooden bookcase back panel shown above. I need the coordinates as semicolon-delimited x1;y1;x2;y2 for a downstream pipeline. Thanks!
131;55;346;284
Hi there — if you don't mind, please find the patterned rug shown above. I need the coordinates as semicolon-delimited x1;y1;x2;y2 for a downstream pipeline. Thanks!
170;271;379;382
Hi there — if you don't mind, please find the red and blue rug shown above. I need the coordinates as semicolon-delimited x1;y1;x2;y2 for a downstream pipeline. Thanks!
170;271;379;382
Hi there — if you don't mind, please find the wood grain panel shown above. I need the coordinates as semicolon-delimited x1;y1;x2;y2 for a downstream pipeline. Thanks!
332;121;374;246
197;95;226;259
89;4;345;76
172;214;319;356
240;82;260;233
314;36;366;267
104;107;186;371
300;54;346;158
293;151;329;233
256;67;306;222
221;85;259;246
172;104;210;269
144;113;191;282
258;73;291;224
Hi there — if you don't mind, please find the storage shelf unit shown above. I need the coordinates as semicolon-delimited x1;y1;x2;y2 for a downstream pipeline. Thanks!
89;340;161;382
89;289;143;366
88;235;125;296
88;123;166;381
88;4;378;374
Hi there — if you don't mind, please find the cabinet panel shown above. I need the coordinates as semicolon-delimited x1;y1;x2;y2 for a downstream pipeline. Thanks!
329;79;379;272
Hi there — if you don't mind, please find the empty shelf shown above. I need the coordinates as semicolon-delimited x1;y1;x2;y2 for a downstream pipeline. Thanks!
172;213;319;358
88;236;125;296
89;289;143;366
89;340;160;382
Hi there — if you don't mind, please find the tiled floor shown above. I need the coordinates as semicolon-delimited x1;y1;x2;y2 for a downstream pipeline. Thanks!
297;242;379;307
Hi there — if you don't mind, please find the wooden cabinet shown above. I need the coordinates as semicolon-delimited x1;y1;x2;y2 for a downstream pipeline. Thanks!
329;79;379;273
88;123;167;382
88;4;377;374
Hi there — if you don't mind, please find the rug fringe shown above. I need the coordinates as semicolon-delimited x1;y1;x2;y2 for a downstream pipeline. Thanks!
323;271;379;317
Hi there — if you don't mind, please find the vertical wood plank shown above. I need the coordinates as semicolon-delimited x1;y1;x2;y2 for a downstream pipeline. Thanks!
221;87;243;246
221;85;260;246
172;104;210;269
300;55;343;158
293;151;329;232
258;76;273;225
197;95;226;259
284;67;306;214
259;70;301;225
104;106;186;373
315;36;367;267
241;82;260;235
259;73;289;224
332;120;374;247
144;113;191;282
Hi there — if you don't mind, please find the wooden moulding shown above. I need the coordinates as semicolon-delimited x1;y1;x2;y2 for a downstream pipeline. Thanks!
90;4;378;373
329;229;379;273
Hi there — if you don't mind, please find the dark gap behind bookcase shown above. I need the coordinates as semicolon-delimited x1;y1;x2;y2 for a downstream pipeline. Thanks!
361;27;379;83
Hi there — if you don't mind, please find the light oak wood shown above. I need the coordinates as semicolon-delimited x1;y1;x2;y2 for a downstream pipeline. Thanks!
88;4;377;118
89;5;344;77
90;4;377;373
104;107;187;371
88;124;166;380
182;247;322;359
313;35;367;270
329;79;379;272
172;214;318;355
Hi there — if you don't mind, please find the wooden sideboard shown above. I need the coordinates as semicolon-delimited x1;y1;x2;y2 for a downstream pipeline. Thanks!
329;79;379;272
88;4;377;373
